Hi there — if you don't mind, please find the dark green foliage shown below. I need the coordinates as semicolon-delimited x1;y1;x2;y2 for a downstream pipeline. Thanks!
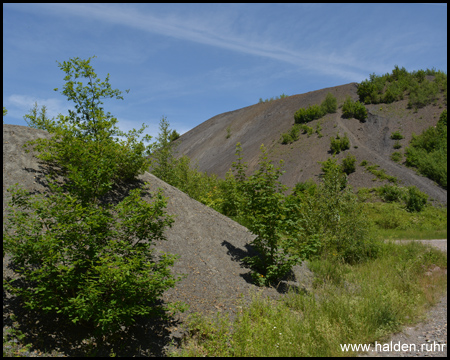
280;132;294;145
376;184;405;203
23;56;153;204
220;143;248;218
300;124;314;137
294;93;337;124
408;79;439;109
4;56;183;338
292;165;379;264
390;151;403;162
293;179;318;197
357;65;447;108
438;108;447;126
4;184;180;335
151;116;179;184
341;153;356;175
390;131;404;140
342;96;368;121
230;145;301;286
405;110;447;189
259;93;289;103
169;129;180;142
330;133;350;154
353;101;368;121
294;104;323;124
404;186;428;212
393;141;402;149
320;93;338;114
280;124;301;144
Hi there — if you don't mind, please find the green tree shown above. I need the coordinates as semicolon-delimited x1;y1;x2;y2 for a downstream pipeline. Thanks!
221;143;248;218
169;129;180;142
4;56;184;338
294;164;378;264
24;56;154;204
242;145;300;286
24;102;56;131
151;116;179;184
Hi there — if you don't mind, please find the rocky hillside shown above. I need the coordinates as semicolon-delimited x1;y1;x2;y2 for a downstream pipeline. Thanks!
174;82;447;205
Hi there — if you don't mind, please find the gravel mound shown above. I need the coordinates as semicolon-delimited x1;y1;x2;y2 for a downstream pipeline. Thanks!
3;124;313;356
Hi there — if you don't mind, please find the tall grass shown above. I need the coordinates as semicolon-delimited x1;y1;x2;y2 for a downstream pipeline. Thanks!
173;241;447;357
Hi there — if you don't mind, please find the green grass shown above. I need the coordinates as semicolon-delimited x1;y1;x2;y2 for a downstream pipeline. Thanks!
172;241;447;357
362;202;447;240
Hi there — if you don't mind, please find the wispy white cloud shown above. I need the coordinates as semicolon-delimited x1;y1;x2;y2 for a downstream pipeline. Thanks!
8;3;370;82
5;95;68;120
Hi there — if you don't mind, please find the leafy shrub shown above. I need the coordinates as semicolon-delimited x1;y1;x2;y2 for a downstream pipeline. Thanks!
353;101;368;121
4;184;181;335
293;179;318;197
280;124;301;144
341;153;356;175
408;79;439;109
342;96;354;118
295;104;324;124
405;110;447;188
294;93;337;124
319;156;341;177
330;133;350;154
376;184;405;203
393;141;402;149
280;132;294;144
404;186;428;212
300;124;314;137
320;93;337;114
342;96;368;121
294;164;379;264
315;123;323;137
390;131;404;140
357;65;446;108
390;151;403;162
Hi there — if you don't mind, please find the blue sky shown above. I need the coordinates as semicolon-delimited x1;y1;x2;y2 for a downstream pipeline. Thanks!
3;3;447;141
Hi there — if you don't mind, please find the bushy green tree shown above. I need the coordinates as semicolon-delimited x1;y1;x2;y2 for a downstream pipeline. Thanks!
240;145;300;286
220;143;248;218
293;165;379;264
23;56;154;204
4;183;181;335
4;56;184;338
